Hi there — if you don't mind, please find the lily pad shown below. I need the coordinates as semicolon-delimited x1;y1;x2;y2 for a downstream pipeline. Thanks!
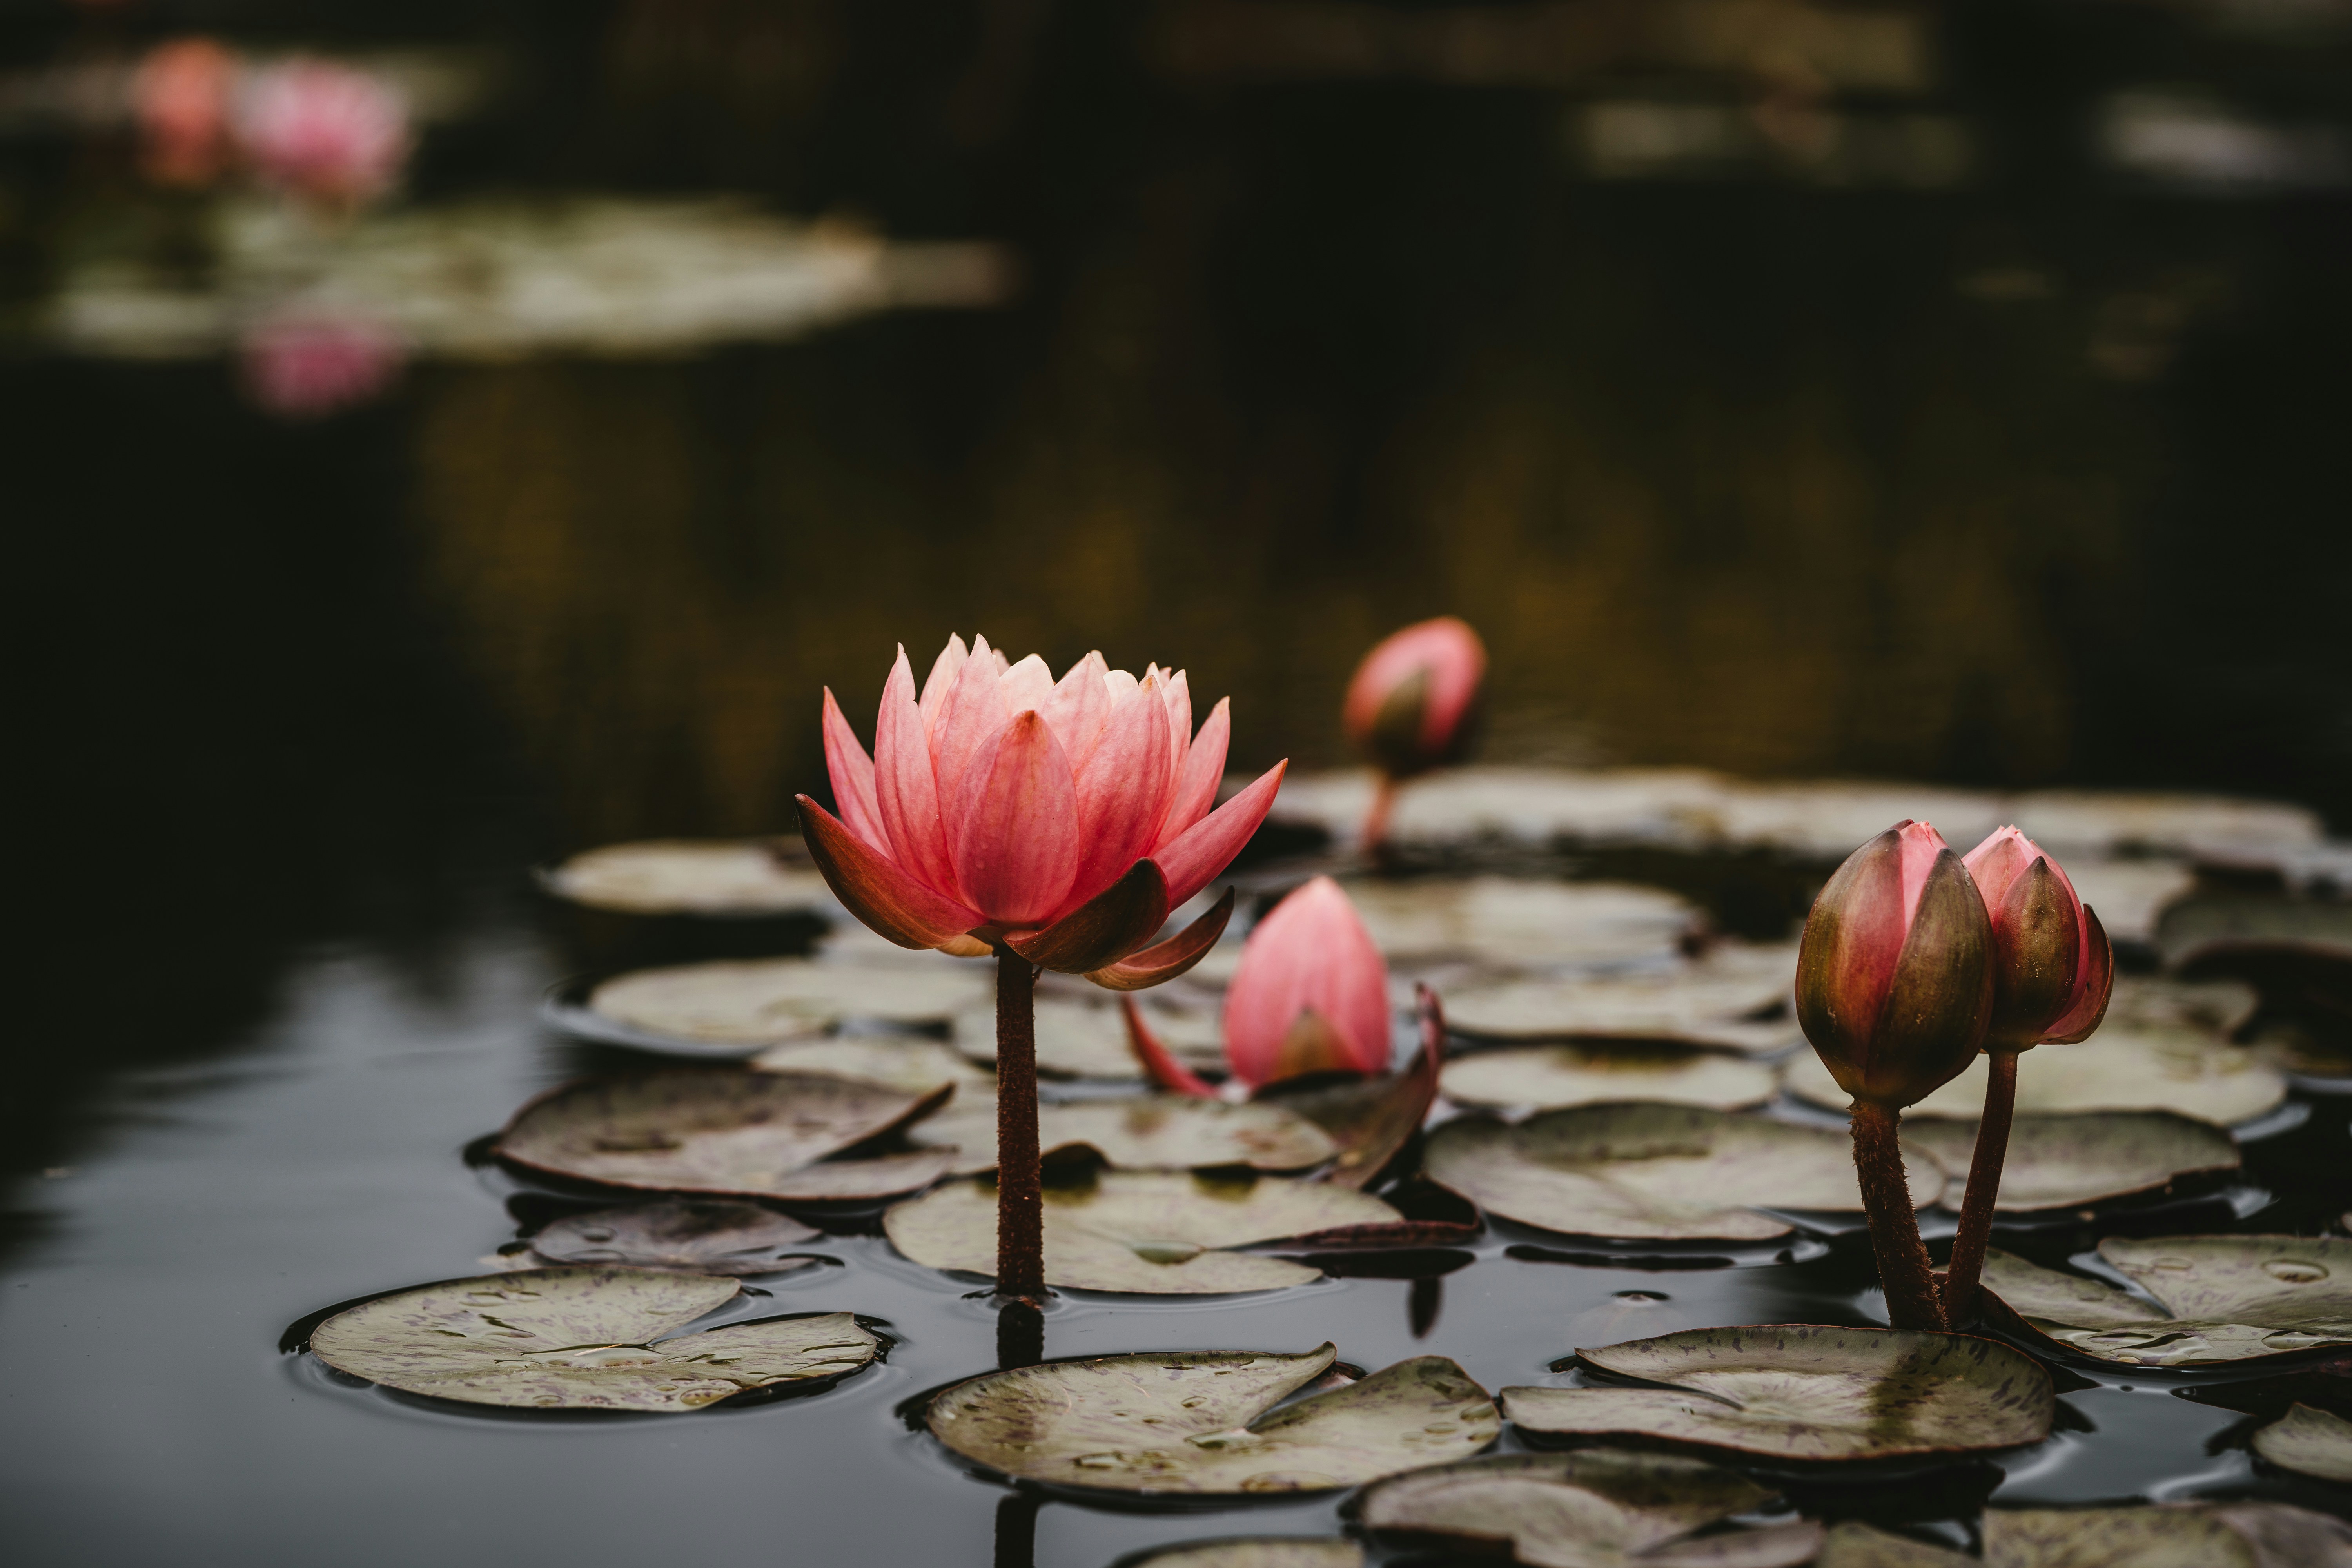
1898;1113;2239;1212
588;956;992;1045
495;1069;958;1200
1121;1542;1361;1568
2253;1403;2352;1483
1345;877;1699;967
1981;1504;2352;1568
1357;1448;1819;1568
1816;1523;1973;1567
926;1344;1499;1492
909;1096;1336;1176
1442;945;1800;1056
1424;1104;1940;1240
953;996;1225;1080
309;1267;878;1410
2102;975;2260;1036
751;1036;995;1096
1258;1058;1439;1192
541;838;835;915
525;1200;823;1274
1980;1237;2352;1366
1440;1045;1778;1113
883;1170;1399;1292
2062;859;2199;947
1501;1325;2053;1461
1780;1028;2288;1127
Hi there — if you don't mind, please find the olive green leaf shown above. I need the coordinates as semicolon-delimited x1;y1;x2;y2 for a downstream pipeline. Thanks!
589;956;991;1044
952;996;1225;1080
1358;1448;1818;1568
1815;1522;1973;1567
1501;1325;2053;1461
1781;1029;2286;1127
1898;1112;2238;1211
927;1345;1498;1493
495;1069;957;1200
1981;1237;2352;1367
909;1096;1336;1176
310;1267;877;1410
1441;1045;1778;1113
1442;945;1800;1057
541;838;832;915
1119;1541;1361;1568
884;1170;1399;1292
1984;1506;2249;1568
751;1035;994;1095
1425;1103;1940;1240
1345;877;1699;967
524;1200;822;1274
2252;1403;2352;1484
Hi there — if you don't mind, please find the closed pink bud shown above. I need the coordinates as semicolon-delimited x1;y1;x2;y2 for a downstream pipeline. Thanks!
1221;876;1392;1088
236;58;409;205
1343;617;1486;779
1797;820;1994;1109
1961;826;2114;1049
134;39;235;188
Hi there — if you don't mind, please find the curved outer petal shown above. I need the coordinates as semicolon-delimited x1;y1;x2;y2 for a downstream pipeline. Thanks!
930;641;1012;822
1151;760;1289;909
1341;617;1486;758
1861;848;1995;1106
1040;650;1111;770
1085;887;1236;991
1004;860;1168;974
1222;876;1393;1085
2043;905;2114;1043
1159;697;1230;848
998;653;1056;718
820;687;886;851
1796;825;1914;1074
917;634;968;732
1122;996;1218;1096
1962;825;2039;915
1892;819;1947;932
1984;857;2084;1044
1058;676;1176;916
1160;669;1193;785
795;795;981;949
873;648;957;897
950;710;1081;925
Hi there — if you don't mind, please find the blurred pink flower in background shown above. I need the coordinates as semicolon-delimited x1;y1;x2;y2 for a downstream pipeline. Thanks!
1343;615;1487;780
240;316;403;418
134;39;236;188
235;59;410;205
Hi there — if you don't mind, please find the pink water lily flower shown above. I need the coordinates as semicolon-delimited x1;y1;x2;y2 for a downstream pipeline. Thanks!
236;58;410;205
1343;616;1486;780
799;635;1287;985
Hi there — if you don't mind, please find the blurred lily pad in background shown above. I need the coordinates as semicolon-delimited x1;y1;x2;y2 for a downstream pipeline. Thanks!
541;839;835;916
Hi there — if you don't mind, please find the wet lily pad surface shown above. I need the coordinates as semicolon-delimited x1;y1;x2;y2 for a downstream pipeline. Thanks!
588;956;992;1045
884;1170;1398;1292
909;1096;1336;1175
749;1036;995;1096
1781;1028;2288;1126
541;839;837;915
495;1068;958;1200
1357;1447;1819;1568
1899;1112;2239;1212
525;1200;824;1274
1121;1540;1361;1568
926;1344;1498;1492
1979;1503;2352;1567
1982;1236;2352;1366
309;1268;878;1410
2253;1403;2352;1484
953;996;1225;1080
1501;1325;2054;1461
1441;945;1799;1055
1425;1104;1937;1239
1345;877;1698;967
1439;1044;1779;1113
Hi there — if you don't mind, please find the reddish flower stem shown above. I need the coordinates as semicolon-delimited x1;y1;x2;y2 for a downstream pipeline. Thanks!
995;950;1044;1304
1851;1101;1945;1331
1361;775;1399;866
1941;1045;2021;1327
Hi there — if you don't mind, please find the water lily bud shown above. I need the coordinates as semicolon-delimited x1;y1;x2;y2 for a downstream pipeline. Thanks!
1797;820;1994;1109
1961;826;2115;1049
1343;617;1486;779
1223;876;1393;1088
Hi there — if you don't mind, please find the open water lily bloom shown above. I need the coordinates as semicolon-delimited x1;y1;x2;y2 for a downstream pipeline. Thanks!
799;635;1287;985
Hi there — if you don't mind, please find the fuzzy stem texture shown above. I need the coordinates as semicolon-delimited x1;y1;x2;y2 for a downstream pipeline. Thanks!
1851;1101;1946;1331
1361;775;1400;866
995;951;1044;1304
1940;1045;2021;1326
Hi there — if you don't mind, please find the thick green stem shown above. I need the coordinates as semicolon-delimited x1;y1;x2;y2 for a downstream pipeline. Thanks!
995;951;1044;1304
1941;1045;2022;1327
1851;1101;1945;1331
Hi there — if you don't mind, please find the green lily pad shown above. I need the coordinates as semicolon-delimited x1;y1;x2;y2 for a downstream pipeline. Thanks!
883;1170;1399;1292
1441;1045;1779;1113
1780;1028;2287;1127
2104;974;2260;1036
1501;1325;2054;1461
524;1200;822;1274
1982;1237;2352;1367
1899;1113;2239;1212
541;838;834;915
2253;1403;2352;1483
1424;1104;1940;1240
926;1344;1499;1492
1358;1448;1820;1568
1816;1523;1973;1567
1120;1542;1361;1568
309;1267;878;1410
1257;1058;1439;1192
588;956;992;1045
495;1069;958;1200
751;1036;994;1096
1442;945;1800;1057
953;996;1225;1080
1345;878;1699;967
909;1096;1336;1176
1981;1504;2352;1568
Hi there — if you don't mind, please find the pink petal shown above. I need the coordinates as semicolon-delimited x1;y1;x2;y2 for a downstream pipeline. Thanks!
1220;877;1391;1085
929;642;1013;826
998;653;1055;718
1007;860;1169;974
918;634;967;733
972;635;1010;678
1056;675;1176;916
1123;998;1218;1097
1961;825;2040;918
873;647;958;896
1103;667;1140;707
1159;696;1229;848
1342;617;1486;753
1041;651;1111;769
1161;668;1193;788
821;687;886;851
950;710;1081;925
1894;819;1951;932
796;795;982;949
1086;888;1235;991
1152;759;1286;908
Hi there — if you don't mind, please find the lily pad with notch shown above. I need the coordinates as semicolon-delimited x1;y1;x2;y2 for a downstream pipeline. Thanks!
1500;1325;2054;1462
909;1096;1336;1176
1897;1113;2239;1213
1357;1447;1822;1568
586;956;992;1047
539;838;836;916
1425;1103;1940;1240
883;1169;1401;1292
495;1068;958;1201
926;1342;1498;1492
309;1267;879;1410
2252;1403;2352;1484
1345;877;1700;968
523;1200;825;1275
1979;1237;2352;1367
1781;1029;2288;1127
1441;1044;1779;1114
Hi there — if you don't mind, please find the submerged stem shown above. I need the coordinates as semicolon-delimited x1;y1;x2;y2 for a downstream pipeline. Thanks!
1941;1045;2021;1327
1851;1101;1945;1331
995;950;1044;1304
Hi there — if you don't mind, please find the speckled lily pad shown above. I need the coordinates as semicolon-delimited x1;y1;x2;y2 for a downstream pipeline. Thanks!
1817;1523;1973;1567
1120;1541;1361;1568
1440;1045;1779;1113
953;996;1225;1080
1899;1113;2239;1212
1981;1237;2352;1367
1358;1448;1819;1568
1256;1056;1439;1192
883;1170;1399;1292
589;956;991;1045
1780;1029;2287;1127
1424;1104;1940;1240
1981;1504;2352;1567
909;1096;1336;1176
2252;1403;2352;1484
540;839;835;915
524;1200;822;1274
1501;1325;2053;1461
926;1344;1498;1492
1345;878;1698;967
495;1068;958;1200
750;1036;994;1096
1442;945;1799;1056
309;1268;878;1410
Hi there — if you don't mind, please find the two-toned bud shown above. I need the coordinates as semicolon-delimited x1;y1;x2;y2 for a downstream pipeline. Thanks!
1797;820;1995;1109
1342;617;1487;780
1961;826;2114;1050
1223;876;1395;1088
